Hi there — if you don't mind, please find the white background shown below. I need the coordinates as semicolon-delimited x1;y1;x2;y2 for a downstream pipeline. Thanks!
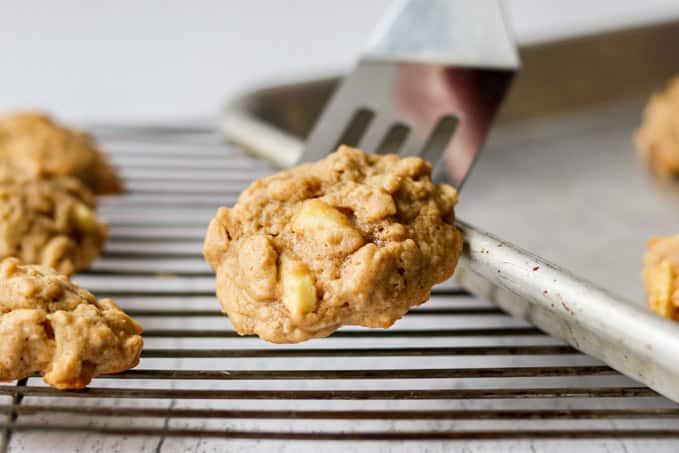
2;0;679;122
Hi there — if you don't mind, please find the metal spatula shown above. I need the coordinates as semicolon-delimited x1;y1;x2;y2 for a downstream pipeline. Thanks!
300;0;518;187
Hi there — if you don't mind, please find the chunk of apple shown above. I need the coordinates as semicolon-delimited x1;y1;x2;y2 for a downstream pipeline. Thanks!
292;199;363;255
280;255;317;320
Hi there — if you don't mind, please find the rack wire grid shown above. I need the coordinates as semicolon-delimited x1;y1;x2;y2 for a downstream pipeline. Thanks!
1;124;679;452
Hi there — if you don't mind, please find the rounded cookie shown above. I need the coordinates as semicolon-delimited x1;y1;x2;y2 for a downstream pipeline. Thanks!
203;145;463;343
0;258;143;389
636;76;679;178
0;112;123;194
0;176;107;275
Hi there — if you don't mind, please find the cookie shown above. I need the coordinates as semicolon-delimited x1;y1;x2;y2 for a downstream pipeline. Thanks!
0;176;107;275
203;146;463;343
0;112;123;194
643;235;679;321
0;258;143;389
636;76;679;178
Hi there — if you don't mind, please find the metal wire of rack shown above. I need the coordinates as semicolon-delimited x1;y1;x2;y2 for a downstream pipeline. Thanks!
1;125;679;452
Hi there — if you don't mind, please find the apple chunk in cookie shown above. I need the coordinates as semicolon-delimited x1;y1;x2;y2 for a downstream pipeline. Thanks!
203;146;463;343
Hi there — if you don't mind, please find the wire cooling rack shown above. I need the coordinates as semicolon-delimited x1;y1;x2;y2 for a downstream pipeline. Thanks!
1;124;678;452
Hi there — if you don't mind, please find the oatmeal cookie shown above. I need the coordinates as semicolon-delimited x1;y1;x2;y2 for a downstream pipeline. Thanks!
203;145;463;343
643;235;679;321
0;258;143;389
0;176;107;275
636;76;679;178
0;112;123;194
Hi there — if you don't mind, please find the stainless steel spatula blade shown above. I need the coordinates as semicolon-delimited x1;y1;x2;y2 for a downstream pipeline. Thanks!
301;0;519;187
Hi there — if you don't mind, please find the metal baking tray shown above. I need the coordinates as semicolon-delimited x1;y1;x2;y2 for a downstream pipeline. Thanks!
223;20;679;403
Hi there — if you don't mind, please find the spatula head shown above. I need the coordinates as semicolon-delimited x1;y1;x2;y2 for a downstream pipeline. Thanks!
300;0;519;188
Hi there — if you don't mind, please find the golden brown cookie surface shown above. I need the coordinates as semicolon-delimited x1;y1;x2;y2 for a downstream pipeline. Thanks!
0;258;143;389
636;77;679;178
203;146;463;343
643;235;679;321
0;176;107;275
0;112;123;194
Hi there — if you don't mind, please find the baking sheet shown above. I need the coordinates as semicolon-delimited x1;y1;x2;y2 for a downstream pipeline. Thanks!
460;97;679;305
458;20;679;307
